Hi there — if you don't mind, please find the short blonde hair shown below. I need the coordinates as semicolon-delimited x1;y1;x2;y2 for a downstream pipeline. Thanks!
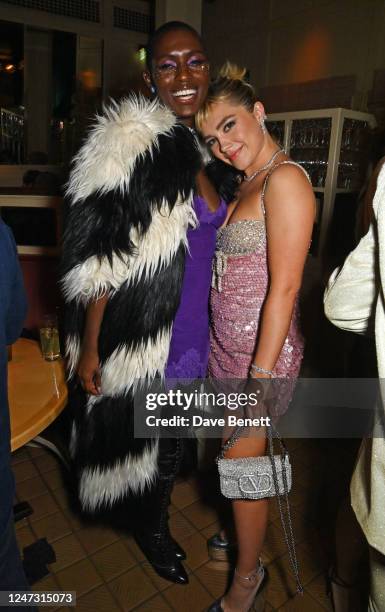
196;62;257;130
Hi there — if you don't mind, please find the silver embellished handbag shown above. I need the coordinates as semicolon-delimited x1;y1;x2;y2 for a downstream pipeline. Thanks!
217;452;291;499
217;424;292;500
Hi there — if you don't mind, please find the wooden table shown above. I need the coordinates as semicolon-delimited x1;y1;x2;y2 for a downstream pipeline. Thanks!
8;338;67;452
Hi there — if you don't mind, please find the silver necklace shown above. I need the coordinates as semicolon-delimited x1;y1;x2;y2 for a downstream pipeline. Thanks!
244;148;285;182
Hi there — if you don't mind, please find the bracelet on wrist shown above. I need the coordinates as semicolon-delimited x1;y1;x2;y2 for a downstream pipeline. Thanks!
250;363;273;377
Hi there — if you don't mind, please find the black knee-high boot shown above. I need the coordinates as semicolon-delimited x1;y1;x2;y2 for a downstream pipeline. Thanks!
134;438;188;585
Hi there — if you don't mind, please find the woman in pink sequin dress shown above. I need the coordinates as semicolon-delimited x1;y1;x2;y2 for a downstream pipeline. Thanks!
196;64;315;612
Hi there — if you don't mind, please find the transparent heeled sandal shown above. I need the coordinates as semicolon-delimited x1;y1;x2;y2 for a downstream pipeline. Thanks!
207;560;267;612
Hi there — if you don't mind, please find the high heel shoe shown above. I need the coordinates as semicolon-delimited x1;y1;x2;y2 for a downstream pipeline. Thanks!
135;528;188;584
207;561;267;612
207;533;236;564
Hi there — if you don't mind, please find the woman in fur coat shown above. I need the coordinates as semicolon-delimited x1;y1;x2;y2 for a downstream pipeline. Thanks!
61;21;228;585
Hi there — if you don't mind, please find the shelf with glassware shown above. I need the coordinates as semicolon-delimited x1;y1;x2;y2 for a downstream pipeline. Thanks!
266;108;376;263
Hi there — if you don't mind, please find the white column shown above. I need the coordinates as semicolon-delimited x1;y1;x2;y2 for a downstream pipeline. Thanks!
155;0;202;33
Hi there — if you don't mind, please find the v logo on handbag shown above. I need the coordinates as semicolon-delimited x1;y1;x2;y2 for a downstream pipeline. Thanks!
238;473;272;495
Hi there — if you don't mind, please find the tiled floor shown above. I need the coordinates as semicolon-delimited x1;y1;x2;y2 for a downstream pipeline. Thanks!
12;437;359;611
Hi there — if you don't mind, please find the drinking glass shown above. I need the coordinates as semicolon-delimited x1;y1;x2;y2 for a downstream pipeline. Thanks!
40;314;61;361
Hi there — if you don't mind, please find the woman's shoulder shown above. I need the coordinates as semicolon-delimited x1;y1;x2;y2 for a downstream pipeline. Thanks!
264;160;312;198
262;160;315;219
194;196;227;227
267;159;310;183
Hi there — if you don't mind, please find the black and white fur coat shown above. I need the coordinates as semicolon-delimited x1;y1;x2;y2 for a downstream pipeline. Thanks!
61;96;201;513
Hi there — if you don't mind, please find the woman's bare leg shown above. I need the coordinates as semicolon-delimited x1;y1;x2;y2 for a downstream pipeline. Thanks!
222;435;268;612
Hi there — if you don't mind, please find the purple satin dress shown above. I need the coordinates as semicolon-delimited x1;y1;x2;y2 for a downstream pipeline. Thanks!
166;196;227;379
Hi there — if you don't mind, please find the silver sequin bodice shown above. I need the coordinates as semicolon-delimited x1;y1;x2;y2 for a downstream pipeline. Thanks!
212;220;266;292
216;220;266;255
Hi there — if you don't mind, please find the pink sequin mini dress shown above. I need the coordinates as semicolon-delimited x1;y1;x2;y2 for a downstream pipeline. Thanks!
208;162;305;382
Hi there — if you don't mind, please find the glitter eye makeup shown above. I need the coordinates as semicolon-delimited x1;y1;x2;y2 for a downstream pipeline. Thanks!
154;61;178;77
187;56;208;68
154;55;208;79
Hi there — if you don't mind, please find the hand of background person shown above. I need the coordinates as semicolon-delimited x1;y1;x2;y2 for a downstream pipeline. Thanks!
77;347;101;395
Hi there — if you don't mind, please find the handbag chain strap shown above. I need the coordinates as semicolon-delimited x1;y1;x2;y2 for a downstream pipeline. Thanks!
216;425;244;461
217;421;286;461
267;427;303;595
217;421;303;595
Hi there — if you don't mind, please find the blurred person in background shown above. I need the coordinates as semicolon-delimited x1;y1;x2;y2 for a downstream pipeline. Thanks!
356;130;385;240
0;220;34;609
325;164;385;612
